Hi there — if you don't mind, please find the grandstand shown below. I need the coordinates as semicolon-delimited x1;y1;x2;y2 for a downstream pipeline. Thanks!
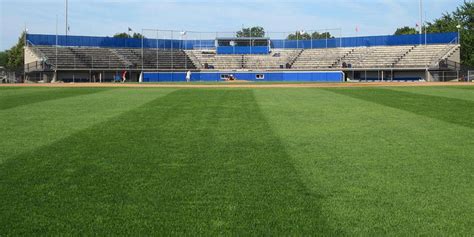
24;31;461;82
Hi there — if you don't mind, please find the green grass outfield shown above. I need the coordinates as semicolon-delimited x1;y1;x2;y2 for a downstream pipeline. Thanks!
1;86;473;235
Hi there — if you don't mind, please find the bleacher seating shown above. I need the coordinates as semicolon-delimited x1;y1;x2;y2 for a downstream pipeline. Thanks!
335;46;414;68
32;46;196;70
186;49;301;70
394;44;459;68
292;48;352;69
30;43;459;71
291;44;459;69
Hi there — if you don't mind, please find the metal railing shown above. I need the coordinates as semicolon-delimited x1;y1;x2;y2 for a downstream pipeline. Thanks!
428;38;459;68
24;61;52;72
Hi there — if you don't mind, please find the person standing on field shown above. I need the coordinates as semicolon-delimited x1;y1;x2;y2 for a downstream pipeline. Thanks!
122;70;127;83
186;71;191;83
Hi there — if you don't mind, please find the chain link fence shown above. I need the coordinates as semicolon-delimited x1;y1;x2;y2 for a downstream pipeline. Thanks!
468;70;474;82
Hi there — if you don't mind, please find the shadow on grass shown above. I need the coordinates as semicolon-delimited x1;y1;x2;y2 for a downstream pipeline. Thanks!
326;87;474;129
0;88;109;110
0;89;339;235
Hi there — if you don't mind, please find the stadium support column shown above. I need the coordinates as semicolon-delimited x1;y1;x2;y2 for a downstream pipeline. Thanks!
425;68;431;82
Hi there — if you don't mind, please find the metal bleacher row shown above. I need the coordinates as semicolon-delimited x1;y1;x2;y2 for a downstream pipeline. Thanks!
30;43;459;71
186;44;459;70
186;49;303;69
32;46;196;70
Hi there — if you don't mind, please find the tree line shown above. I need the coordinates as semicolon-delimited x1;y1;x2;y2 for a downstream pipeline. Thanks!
235;26;334;40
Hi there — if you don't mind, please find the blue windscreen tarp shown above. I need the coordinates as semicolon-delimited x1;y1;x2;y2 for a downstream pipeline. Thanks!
27;32;457;49
142;71;344;82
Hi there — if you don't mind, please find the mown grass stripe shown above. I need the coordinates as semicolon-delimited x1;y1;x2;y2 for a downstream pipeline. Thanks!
0;88;177;163
0;89;337;235
388;86;474;102
326;87;474;129
255;88;474;235
0;88;109;110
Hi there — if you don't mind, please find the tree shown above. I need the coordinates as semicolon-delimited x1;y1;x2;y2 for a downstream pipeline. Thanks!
236;27;265;38
6;32;25;71
311;32;334;40
113;32;130;38
287;31;311;40
132;33;145;39
287;31;334;40
424;1;473;66
113;32;145;39
0;51;8;66
394;26;418;35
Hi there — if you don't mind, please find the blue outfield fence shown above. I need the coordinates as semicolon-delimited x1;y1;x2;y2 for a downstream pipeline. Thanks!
27;32;457;49
142;71;344;83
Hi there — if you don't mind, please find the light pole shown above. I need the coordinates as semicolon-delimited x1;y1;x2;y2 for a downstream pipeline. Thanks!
456;24;461;44
181;31;187;69
298;30;305;49
65;0;68;36
24;27;28;82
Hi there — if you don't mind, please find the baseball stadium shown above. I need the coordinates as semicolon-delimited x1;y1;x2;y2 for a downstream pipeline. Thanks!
24;31;463;83
1;0;473;235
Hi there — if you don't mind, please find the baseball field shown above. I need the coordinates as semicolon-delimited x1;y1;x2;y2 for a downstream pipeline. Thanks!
1;84;473;235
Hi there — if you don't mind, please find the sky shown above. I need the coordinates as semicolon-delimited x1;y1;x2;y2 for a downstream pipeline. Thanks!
0;0;466;50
